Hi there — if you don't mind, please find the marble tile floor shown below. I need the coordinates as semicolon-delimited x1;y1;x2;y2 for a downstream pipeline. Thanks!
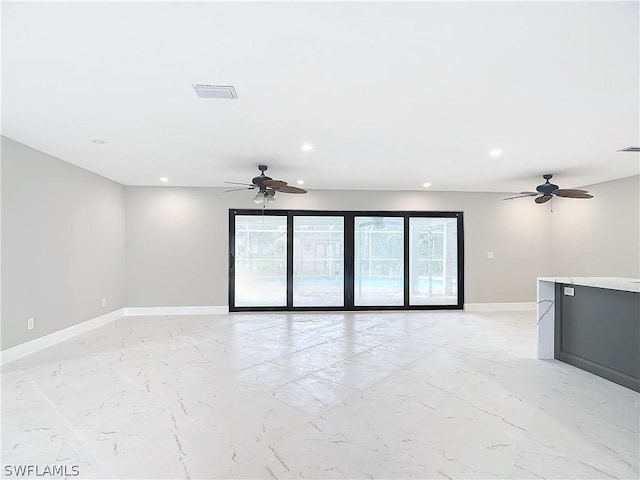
2;310;638;479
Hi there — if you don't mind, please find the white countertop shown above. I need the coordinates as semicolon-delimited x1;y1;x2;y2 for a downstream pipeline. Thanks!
537;276;640;293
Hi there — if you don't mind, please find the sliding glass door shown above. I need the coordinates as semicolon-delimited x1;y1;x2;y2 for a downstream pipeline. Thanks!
229;210;463;311
293;216;344;307
409;217;458;305
233;215;287;307
354;216;404;306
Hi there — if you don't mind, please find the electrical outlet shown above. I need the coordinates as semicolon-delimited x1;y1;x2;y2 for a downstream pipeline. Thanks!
102;298;107;307
487;252;495;259
27;318;34;331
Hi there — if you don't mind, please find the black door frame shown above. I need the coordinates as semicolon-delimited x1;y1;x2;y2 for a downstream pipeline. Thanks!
229;209;464;311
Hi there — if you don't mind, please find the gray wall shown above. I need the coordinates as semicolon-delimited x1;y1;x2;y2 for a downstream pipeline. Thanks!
125;176;640;308
125;186;554;307
1;138;125;349
550;175;640;278
125;188;224;307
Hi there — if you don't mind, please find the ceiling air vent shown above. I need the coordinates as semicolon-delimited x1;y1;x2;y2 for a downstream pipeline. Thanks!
617;146;640;152
192;84;238;99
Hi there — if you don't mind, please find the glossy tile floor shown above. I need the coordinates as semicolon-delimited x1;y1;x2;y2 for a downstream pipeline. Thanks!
2;311;638;479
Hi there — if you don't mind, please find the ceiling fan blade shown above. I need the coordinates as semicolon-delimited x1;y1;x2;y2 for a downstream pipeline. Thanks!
263;179;287;189
554;188;589;194
535;195;552;204
502;192;539;201
277;185;307;194
554;191;593;198
266;189;276;197
223;187;254;193
225;181;254;186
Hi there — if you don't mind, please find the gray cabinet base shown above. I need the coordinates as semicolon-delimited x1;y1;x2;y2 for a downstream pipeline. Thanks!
555;284;639;393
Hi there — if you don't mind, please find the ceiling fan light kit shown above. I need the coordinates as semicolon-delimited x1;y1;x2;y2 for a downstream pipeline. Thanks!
225;165;307;206
502;174;593;204
253;190;276;205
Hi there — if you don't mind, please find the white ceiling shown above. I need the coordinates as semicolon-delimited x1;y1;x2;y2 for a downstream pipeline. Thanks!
2;1;639;193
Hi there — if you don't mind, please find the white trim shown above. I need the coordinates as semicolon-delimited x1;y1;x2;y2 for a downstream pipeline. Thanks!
464;302;536;312
0;308;125;365
124;306;229;316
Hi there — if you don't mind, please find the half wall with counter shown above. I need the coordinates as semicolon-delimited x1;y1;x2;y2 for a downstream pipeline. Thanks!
537;277;640;392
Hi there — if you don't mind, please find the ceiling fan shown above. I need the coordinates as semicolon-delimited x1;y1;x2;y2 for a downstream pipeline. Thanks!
224;165;307;205
502;174;593;204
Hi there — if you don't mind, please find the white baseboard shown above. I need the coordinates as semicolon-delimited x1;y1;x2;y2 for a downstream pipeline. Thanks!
124;306;229;316
0;308;126;366
1;306;230;365
464;302;536;312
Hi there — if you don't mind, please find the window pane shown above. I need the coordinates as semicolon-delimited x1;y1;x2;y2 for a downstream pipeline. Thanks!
354;216;404;306
409;217;458;305
293;216;344;306
234;215;287;306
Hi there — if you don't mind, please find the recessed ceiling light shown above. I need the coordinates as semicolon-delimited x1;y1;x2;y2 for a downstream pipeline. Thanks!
92;139;105;144
423;182;432;188
301;143;314;152
192;84;238;99
297;180;304;185
489;149;503;158
160;177;169;183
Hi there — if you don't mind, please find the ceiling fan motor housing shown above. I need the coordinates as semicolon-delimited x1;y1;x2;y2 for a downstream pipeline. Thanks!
252;165;271;190
252;175;272;188
537;174;559;195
